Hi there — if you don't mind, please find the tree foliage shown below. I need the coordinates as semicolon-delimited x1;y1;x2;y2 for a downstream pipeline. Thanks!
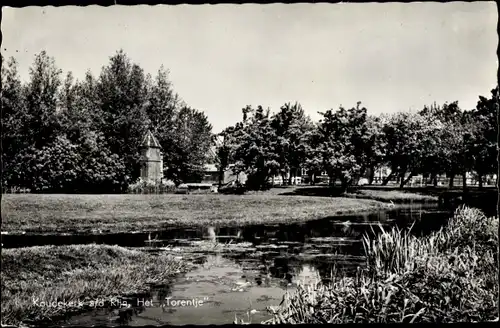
2;50;497;193
2;50;213;192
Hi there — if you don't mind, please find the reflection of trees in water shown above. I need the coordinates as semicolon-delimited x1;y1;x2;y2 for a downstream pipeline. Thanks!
207;226;216;242
294;264;321;285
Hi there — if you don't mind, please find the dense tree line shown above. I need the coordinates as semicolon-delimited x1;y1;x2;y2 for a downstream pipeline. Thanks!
218;92;498;191
2;50;213;193
2;50;497;193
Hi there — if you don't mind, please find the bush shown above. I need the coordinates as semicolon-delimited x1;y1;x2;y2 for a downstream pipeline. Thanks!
127;178;176;194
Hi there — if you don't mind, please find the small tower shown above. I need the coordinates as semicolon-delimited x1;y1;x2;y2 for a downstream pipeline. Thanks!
140;130;164;183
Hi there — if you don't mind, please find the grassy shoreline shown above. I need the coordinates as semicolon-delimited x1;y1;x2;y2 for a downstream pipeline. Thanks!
345;189;439;203
0;244;191;326
265;206;499;323
1;194;391;234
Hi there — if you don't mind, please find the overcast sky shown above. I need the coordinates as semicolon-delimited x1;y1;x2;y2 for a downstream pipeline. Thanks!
2;3;498;133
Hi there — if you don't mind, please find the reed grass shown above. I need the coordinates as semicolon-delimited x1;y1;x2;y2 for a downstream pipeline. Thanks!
266;206;499;323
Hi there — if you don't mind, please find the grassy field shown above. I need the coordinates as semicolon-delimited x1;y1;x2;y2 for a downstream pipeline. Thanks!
0;244;191;326
265;206;499;323
345;189;439;203
1;194;391;234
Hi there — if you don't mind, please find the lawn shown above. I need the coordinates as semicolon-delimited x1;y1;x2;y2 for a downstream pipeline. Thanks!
264;206;499;323
1;193;391;234
0;244;191;326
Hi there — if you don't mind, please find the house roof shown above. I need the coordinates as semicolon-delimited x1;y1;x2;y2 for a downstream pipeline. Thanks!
141;130;162;149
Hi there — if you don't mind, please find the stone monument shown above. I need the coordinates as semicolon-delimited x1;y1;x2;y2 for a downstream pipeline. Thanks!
139;130;164;183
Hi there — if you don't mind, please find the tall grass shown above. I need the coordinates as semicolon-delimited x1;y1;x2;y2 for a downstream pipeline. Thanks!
266;206;499;323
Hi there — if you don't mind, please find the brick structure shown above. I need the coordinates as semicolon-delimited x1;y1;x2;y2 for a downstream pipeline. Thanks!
139;130;164;183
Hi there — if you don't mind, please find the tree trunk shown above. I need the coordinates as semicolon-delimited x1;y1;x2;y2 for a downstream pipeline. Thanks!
340;177;349;193
281;173;286;186
368;166;375;185
399;169;407;189
359;166;367;181
382;172;395;186
449;173;455;188
402;171;415;187
426;173;437;187
218;168;224;188
329;174;335;187
478;173;483;189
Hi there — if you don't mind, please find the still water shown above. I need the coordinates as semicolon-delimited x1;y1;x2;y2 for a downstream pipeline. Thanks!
50;204;456;326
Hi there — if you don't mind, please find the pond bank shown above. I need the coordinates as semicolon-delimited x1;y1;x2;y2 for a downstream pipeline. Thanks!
0;245;192;327
1;194;391;235
344;189;439;203
265;206;499;323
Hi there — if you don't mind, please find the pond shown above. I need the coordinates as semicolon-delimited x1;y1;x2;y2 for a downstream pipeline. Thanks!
23;203;459;326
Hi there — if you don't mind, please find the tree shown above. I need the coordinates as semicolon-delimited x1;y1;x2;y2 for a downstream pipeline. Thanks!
168;106;213;184
418;102;467;188
470;86;498;188
381;111;442;188
361;115;386;185
75;130;128;193
230;106;279;190
215;127;235;187
144;66;184;179
1;56;29;190
27;135;81;193
303;123;323;185
271;102;315;185
95;50;150;182
316;102;370;191
24;51;63;149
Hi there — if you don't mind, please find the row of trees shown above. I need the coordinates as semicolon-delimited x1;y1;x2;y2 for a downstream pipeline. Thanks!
2;50;213;193
216;91;498;191
2;50;497;193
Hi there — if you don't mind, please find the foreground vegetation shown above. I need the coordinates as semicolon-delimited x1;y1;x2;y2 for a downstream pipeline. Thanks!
265;206;499;323
1;194;391;234
0;244;191;326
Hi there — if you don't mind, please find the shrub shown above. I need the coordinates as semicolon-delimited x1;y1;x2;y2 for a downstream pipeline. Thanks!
127;178;176;194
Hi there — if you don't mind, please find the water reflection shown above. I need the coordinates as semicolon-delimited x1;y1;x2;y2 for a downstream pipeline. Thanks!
206;226;216;243
52;204;477;326
294;264;321;286
1;204;469;249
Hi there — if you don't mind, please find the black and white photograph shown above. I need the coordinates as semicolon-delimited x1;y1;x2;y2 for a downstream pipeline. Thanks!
1;2;498;326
